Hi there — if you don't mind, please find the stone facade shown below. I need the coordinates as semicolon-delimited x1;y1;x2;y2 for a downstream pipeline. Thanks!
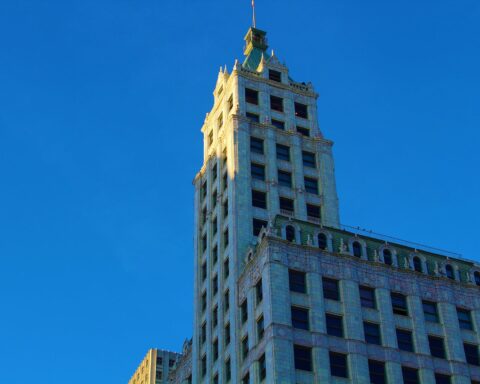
236;218;480;383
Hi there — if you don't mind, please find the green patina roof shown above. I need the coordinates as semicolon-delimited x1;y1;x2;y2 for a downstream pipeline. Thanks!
242;27;269;71
268;215;478;284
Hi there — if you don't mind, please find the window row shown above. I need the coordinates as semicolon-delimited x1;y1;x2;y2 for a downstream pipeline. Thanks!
251;162;319;194
251;190;321;216
251;136;316;167
288;270;477;332
245;87;309;119
294;346;459;384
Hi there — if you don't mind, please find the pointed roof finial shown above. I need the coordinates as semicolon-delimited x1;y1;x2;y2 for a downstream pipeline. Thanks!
252;0;256;28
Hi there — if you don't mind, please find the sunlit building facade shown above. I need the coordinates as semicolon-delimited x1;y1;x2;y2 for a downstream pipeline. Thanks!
131;27;480;384
128;349;181;384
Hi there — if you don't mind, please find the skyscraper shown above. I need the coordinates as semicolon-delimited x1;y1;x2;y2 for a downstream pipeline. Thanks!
131;26;480;384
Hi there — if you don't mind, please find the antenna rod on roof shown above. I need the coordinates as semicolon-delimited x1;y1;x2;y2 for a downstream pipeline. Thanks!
252;0;256;28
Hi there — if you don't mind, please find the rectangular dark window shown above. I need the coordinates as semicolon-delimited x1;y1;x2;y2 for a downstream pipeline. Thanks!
223;228;229;248
212;216;217;235
257;315;264;340
201;181;207;200
252;218;268;236
269;69;282;82
224;258;229;279
156;371;162;380
213;374;218;384
218;113;223;128
201;261;207;282
213;339;219;361
251;163;265;181
457;308;473;330
256;279;263;304
212;245;218;265
245;88;258;104
291;306;309;330
326;313;343;337
212;163;217;180
223;199;228;218
241;299;248;324
297;126;310;137
280;197;294;214
270;95;284;112
391;292;409;316
227;95;233;111
429;335;446;359
242;336;249;359
276;144;290;161
322;277;340;301
359;286;376;309
224;290;229;312
304;177;318;194
295;102;308;119
201;322;206;344
329;352;348;378
289;269;306;293
364;322;381;345
225;359;231;381
212;189;217;207
212;275;218;295
225;323;230;346
208;130;213;147
222;173;228;191
242;372;249;384
202;234;207;253
306;204;320;219
422;300;439;322
294;345;312;371
246;112;260;122
201;355;207;377
259;353;266;380
368;360;386;384
271;119;285;130
402;366;419;384
464;343;480;366
252;190;267;209
302;151;315;167
201;291;207;312
396;328;414;352
435;373;451;384
212;305;218;327
250;137;264;154
278;170;292;187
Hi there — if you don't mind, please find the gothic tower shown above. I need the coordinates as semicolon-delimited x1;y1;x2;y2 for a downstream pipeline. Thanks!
191;27;341;383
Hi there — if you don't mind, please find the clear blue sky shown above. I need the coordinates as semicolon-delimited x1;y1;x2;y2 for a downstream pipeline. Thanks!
0;0;479;382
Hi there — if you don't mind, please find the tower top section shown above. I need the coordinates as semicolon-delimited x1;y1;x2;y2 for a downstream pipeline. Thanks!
243;28;268;70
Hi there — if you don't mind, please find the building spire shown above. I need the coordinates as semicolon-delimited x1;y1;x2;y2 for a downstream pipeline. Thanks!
252;0;256;28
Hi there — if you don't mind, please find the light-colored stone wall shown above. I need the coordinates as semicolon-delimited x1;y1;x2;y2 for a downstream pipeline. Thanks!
235;233;480;383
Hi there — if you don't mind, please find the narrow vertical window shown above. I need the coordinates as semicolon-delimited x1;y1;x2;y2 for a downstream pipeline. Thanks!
285;225;295;242
352;241;362;257
318;233;327;250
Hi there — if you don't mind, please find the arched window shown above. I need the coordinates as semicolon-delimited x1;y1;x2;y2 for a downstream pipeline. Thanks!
318;233;327;250
383;249;392;266
475;272;480;286
413;256;422;273
445;264;455;280
286;225;295;242
352;241;362;258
